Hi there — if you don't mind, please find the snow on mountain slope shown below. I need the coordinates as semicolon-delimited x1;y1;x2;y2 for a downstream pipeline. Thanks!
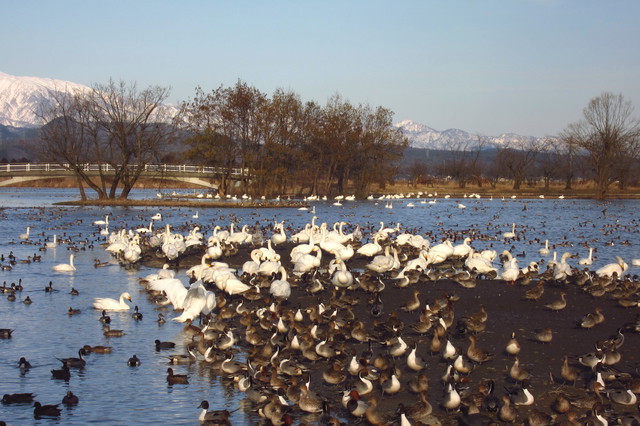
0;71;89;127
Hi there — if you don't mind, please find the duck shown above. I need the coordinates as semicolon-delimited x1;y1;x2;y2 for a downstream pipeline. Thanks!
92;292;132;311
18;356;32;371
508;380;534;405
155;339;176;350
166;367;189;384
52;254;76;272
57;348;87;368
442;382;461;411
51;365;71;380
467;335;493;363
2;392;35;404
33;401;61;418
103;325;126;337
197;400;231;424
505;331;521;355
132;305;143;320
99;310;111;324
545;291;567;311
128;354;141;366
168;348;198;365
67;307;81;315
62;391;79;406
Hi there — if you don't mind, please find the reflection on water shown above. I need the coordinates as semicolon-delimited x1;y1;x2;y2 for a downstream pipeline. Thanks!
0;188;638;424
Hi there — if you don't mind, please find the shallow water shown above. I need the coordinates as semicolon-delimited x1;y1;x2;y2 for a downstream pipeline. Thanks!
0;188;638;425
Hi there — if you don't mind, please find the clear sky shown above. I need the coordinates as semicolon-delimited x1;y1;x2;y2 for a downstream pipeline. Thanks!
3;0;639;137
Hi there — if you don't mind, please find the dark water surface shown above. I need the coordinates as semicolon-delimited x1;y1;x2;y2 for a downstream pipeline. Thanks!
0;188;638;425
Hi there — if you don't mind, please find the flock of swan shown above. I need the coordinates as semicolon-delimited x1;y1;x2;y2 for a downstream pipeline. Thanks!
6;200;640;424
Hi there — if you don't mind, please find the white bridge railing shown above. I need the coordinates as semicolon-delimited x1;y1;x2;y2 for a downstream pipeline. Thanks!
0;163;248;177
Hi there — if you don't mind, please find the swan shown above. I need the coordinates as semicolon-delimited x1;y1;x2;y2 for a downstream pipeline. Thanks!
578;248;594;265
242;249;262;276
219;275;251;295
206;240;223;260
173;282;207;323
293;246;322;274
271;221;287;246
554;252;573;281
356;235;382;257
146;278;188;309
45;234;58;249
270;267;291;299
19;227;30;240
151;213;162;221
465;251;497;275
93;215;109;226
366;245;398;273
596;256;628;278
452;237;473;258
93;292;132;311
539;240;550;255
501;251;519;283
331;259;354;288
503;223;516;240
192;211;199;219
53;254;76;272
100;225;109;236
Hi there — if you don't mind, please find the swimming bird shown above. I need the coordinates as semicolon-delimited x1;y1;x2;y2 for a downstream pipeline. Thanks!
155;339;176;350
2;392;35;404
62;391;79;406
51;365;71;380
127;354;141;366
99;310;111;324
92;292;132;311
197;400;231;424
52;254;76;272
579;247;594;265
166;367;189;384
132;305;143;320
33;401;61;418
57;348;87;368
19;226;30;240
18;356;32;371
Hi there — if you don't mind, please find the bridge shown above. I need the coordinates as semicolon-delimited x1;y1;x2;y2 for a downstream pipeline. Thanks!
0;163;250;190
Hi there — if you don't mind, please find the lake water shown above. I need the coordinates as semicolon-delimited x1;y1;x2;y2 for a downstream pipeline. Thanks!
0;188;638;425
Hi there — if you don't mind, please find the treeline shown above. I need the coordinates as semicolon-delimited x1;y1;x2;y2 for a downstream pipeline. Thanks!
177;81;408;197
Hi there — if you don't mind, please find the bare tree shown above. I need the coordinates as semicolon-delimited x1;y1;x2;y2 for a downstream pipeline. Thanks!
494;138;544;189
560;92;640;199
438;135;486;188
39;79;174;199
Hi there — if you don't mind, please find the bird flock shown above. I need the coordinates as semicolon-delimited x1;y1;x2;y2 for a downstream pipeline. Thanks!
2;203;640;424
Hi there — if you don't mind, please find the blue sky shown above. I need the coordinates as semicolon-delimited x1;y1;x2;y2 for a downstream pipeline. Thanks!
3;0;639;136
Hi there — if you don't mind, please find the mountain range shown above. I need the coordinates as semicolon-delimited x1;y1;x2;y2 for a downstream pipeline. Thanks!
0;71;550;151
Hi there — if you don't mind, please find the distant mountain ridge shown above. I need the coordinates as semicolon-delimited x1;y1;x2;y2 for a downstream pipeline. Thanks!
393;119;552;150
0;71;551;151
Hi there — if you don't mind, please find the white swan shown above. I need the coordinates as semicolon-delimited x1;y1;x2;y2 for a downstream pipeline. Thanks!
151;213;162;221
503;223;516;240
242;249;262;276
331;259;354;288
53;254;76;272
292;246;322;274
539;240;550;255
173;282;207;323
501;251;519;283
271;221;287;246
19;227;30;240
93;292;132;311
356;235;382;257
270;267;291;299
554;252;573;281
93;215;109;226
578;248;594;265
596;256;628;278
452;237;473;258
45;234;58;249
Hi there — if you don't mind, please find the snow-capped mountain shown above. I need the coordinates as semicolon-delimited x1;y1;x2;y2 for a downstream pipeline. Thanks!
394;119;551;150
0;71;89;127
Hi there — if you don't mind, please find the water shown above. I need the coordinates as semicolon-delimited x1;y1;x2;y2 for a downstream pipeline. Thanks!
0;188;639;425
